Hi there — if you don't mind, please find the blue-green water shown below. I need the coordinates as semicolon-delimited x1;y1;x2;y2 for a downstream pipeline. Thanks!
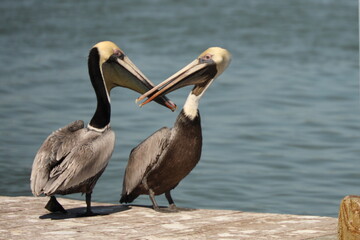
0;0;358;217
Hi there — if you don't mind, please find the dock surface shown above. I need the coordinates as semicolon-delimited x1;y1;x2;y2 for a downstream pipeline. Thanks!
0;196;337;239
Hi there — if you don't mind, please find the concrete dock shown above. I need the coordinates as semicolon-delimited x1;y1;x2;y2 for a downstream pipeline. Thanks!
0;196;337;239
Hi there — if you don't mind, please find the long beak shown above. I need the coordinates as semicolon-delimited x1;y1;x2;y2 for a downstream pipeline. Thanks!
103;55;177;111
136;59;216;107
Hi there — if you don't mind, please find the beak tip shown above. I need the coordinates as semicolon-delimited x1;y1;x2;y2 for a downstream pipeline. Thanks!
165;100;177;112
135;99;143;108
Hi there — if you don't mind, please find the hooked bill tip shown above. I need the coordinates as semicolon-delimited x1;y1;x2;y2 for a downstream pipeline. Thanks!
136;93;149;103
166;101;177;112
166;103;177;112
136;97;177;112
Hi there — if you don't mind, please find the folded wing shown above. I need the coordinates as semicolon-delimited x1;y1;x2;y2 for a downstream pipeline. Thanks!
121;127;171;202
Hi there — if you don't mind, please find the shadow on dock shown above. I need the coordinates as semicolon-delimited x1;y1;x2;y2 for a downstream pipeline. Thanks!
121;203;196;212
39;204;130;220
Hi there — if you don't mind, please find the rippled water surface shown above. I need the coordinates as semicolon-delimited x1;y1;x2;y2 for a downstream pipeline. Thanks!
0;0;358;217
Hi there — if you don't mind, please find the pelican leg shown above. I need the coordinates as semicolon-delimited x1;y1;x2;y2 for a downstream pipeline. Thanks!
165;191;176;209
85;192;93;215
76;192;98;217
165;191;194;212
149;189;177;213
149;189;159;209
45;196;67;213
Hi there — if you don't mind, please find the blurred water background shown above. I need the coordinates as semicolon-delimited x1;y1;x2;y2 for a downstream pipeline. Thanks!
0;0;358;217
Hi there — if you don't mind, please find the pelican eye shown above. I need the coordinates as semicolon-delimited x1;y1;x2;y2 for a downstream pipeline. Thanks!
199;54;214;64
204;54;212;60
114;49;125;60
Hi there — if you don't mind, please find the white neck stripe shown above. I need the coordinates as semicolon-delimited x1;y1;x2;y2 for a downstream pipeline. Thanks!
87;123;110;133
183;92;200;120
183;79;215;120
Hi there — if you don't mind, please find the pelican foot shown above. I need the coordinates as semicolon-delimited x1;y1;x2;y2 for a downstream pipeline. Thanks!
173;207;195;211
45;196;67;214
154;206;179;213
76;210;100;217
169;204;195;212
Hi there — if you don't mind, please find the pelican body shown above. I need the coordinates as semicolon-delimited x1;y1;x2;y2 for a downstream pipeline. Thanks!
30;41;176;215
120;47;231;212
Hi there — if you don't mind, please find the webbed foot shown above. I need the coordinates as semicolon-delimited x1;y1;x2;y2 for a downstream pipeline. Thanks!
45;196;67;214
169;204;195;212
76;210;100;217
154;206;179;213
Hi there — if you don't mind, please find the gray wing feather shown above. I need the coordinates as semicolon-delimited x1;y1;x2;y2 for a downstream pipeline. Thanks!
43;130;115;195
122;127;171;196
30;120;84;196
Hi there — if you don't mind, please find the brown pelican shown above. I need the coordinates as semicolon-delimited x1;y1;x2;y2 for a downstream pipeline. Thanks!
120;47;231;212
30;41;176;216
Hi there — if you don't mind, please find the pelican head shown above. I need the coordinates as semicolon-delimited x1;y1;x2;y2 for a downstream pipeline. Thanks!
89;41;176;111
136;47;231;106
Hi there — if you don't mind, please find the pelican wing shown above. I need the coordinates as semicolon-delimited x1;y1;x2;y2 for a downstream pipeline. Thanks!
122;127;171;197
43;129;115;196
30;120;84;196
